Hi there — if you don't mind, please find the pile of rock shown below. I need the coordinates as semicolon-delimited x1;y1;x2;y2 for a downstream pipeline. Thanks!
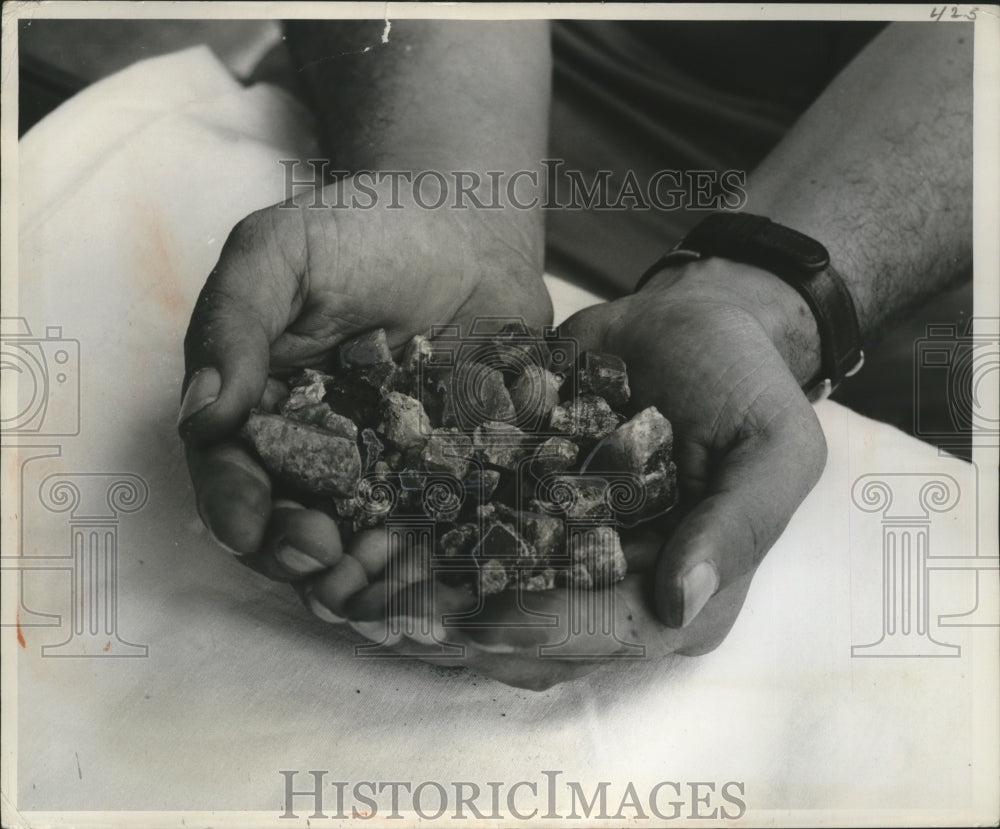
241;325;677;595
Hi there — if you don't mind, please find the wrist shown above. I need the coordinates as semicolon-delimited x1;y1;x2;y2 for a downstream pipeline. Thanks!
641;258;822;387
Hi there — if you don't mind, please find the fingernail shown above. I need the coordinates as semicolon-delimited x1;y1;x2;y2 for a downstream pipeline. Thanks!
679;561;720;627
273;499;305;511
178;367;221;428
276;544;326;575
350;620;402;647
306;591;346;624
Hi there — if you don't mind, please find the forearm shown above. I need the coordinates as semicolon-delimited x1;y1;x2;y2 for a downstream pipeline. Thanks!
285;20;551;176
745;22;973;383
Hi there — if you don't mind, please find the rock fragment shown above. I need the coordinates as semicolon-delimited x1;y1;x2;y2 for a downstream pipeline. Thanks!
242;412;361;497
420;429;474;478
339;328;394;369
575;351;630;408
568;525;627;584
472;421;530;471
508;364;562;429
377;392;431;452
549;395;622;443
529;436;579;477
585;406;673;476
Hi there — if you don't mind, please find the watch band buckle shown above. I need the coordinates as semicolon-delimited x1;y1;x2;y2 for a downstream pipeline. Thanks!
845;350;865;378
810;349;865;402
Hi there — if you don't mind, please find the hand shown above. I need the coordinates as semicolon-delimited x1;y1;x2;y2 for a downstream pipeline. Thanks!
335;259;826;688
179;177;549;573
331;526;752;691
555;258;827;648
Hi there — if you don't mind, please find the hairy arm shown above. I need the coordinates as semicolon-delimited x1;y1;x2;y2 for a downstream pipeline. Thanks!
754;22;974;381
285;20;551;176
649;22;973;386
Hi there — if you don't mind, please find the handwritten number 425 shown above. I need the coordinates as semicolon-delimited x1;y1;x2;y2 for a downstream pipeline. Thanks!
930;6;978;20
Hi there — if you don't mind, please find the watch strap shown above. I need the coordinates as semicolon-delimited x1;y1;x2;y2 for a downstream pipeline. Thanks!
635;213;864;400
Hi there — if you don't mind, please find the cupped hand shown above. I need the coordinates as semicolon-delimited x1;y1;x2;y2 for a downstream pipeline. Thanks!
554;258;828;650
337;258;828;688
180;178;549;566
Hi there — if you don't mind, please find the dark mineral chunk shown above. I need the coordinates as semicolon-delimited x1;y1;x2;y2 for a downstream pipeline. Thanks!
284;369;331;408
400;333;433;374
323;372;385;424
396;334;433;394
557;563;594;590
281;400;358;441
508;364;562;430
347;362;399;399
377;392;431;452
339;328;394;369
443;363;515;429
637;459;679;520
567;525;626;584
478;559;510;596
474;522;535;563
472;421;530;471
575;351;630;408
511;510;565;559
242;412;361;497
440;523;480;558
463;468;501;503
333;495;359;520
584;406;673;476
531;476;613;522
548;395;622;443
519;568;556;592
420;428;474;478
529;436;579;477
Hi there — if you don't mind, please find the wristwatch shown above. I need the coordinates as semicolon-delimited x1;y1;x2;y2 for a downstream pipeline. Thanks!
635;212;864;402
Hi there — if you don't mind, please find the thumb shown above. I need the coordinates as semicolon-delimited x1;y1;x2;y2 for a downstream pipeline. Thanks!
654;400;827;629
179;206;307;445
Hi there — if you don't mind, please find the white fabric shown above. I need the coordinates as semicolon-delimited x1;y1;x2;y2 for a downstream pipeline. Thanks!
9;47;997;824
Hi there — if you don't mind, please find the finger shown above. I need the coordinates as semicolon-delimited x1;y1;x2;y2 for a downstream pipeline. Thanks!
465;653;605;691
654;399;827;628
360;631;607;690
345;580;478;650
302;555;369;623
186;442;272;555
555;300;618;355
180;207;307;445
344;578;477;624
259;502;344;579
348;529;392;580
457;575;683;660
